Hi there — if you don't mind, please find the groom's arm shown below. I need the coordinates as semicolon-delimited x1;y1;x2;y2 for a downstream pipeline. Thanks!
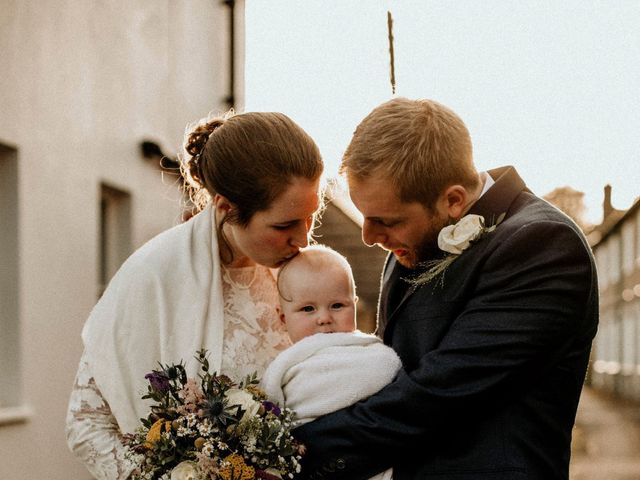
294;221;596;479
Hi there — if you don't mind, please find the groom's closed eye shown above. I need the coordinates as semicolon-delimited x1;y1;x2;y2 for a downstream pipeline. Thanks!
370;217;400;228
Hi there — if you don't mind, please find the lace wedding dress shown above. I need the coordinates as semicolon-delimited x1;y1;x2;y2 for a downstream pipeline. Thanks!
66;265;290;480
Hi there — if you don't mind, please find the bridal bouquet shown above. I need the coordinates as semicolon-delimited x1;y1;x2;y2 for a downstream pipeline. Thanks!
124;349;304;480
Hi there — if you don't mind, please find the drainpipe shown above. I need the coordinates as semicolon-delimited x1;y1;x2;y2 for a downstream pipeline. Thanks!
222;0;235;109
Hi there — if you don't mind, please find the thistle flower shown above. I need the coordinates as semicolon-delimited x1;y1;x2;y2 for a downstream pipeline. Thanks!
201;397;236;427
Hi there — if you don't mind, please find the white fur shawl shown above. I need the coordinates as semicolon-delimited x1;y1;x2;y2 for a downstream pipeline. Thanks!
82;206;225;434
261;331;402;426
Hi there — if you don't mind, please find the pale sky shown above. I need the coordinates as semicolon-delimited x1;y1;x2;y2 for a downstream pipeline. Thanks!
245;1;640;224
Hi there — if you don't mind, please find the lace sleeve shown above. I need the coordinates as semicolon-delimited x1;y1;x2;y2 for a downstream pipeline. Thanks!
65;350;137;480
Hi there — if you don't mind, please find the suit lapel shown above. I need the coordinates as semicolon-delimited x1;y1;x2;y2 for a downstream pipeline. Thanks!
376;254;394;338
383;279;419;344
467;166;529;220
378;165;530;343
377;256;411;340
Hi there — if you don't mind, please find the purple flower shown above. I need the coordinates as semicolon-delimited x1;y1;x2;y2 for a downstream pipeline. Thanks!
145;370;171;392
262;400;281;417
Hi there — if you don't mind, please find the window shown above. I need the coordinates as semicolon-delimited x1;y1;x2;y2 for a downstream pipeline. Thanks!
622;302;636;374
0;143;21;411
595;313;609;363
636;209;640;268
635;302;640;375
99;184;132;295
595;244;608;290
621;220;635;276
607;316;622;375
609;234;621;284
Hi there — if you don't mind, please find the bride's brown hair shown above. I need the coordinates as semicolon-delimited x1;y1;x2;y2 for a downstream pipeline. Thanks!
181;110;323;226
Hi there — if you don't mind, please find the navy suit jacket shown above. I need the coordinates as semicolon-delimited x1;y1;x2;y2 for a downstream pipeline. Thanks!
294;166;598;480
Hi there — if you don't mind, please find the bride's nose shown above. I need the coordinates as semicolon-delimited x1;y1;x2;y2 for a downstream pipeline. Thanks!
289;224;310;249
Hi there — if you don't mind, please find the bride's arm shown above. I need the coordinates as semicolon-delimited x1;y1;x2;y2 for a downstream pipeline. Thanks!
65;350;137;480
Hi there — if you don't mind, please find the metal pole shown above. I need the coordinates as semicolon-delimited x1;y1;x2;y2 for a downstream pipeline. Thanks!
387;10;396;95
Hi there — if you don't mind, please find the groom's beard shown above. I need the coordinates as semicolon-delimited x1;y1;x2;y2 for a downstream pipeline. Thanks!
413;215;454;267
397;214;451;270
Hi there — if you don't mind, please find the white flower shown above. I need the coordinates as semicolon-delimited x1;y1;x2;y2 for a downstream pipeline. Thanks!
170;461;198;480
225;388;261;422
202;442;214;456
438;214;485;255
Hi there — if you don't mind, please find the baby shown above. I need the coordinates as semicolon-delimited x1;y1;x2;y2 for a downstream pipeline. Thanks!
261;245;400;480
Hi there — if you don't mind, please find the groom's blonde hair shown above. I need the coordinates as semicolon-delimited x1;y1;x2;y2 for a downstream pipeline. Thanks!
341;97;479;210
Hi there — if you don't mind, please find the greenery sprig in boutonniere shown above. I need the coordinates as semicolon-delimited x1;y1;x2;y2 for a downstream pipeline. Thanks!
412;212;506;286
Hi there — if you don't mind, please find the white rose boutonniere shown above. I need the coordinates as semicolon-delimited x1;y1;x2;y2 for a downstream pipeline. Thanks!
413;212;506;286
438;214;486;254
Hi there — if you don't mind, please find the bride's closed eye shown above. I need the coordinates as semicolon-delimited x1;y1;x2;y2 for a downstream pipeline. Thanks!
272;215;313;231
272;222;296;231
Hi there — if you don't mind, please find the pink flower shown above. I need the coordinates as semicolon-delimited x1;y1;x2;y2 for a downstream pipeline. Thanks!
177;378;204;413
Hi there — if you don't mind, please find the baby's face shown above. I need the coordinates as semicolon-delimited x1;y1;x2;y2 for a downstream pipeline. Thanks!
279;262;356;343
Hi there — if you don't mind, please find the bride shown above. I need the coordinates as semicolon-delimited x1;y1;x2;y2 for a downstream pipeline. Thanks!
65;110;324;480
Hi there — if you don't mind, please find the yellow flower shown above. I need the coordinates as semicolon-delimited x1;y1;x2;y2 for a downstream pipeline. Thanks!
218;453;255;480
145;419;171;448
245;385;266;400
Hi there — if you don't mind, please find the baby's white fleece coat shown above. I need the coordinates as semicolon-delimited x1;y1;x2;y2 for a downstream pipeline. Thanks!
261;331;401;480
261;331;402;425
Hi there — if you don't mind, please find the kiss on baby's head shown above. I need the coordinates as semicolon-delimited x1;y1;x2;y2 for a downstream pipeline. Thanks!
277;245;358;343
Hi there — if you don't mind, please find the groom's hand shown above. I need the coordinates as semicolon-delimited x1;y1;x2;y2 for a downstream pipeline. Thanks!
293;418;389;480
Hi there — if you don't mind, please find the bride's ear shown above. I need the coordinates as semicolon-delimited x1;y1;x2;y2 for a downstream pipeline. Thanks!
213;194;235;220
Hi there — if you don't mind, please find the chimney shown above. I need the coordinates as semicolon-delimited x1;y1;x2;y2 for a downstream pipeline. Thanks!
603;184;613;219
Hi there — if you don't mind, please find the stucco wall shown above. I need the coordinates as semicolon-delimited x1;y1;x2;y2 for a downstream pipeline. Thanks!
0;1;243;478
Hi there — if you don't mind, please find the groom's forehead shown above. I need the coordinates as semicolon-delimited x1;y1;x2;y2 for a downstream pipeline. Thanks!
348;174;406;209
348;171;396;195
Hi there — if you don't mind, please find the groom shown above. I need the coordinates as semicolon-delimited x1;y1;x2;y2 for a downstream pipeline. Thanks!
294;98;598;479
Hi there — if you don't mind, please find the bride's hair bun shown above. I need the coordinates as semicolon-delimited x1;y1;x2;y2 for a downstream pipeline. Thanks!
180;109;323;223
183;116;227;187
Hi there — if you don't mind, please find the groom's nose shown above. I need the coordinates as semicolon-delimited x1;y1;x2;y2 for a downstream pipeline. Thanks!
362;219;386;247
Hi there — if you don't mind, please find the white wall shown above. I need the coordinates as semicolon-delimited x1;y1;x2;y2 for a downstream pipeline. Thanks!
0;1;244;478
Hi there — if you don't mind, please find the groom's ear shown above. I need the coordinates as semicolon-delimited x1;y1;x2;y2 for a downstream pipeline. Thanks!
442;185;469;220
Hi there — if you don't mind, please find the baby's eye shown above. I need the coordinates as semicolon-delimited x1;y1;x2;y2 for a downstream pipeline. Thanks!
331;303;344;310
301;305;315;313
